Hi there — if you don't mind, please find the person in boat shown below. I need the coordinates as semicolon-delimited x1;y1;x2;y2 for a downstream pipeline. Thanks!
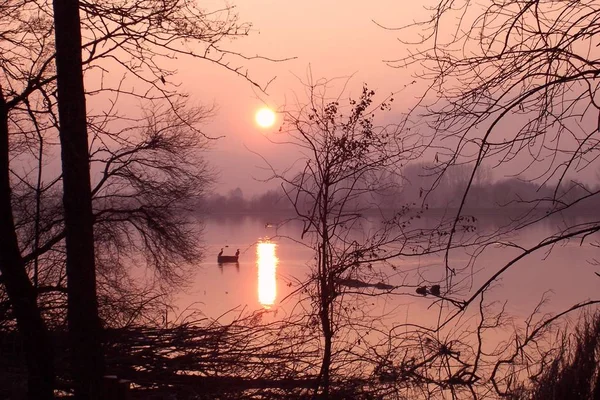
235;249;240;257
218;248;223;257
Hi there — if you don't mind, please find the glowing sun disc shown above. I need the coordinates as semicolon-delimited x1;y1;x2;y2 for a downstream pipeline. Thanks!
255;107;276;128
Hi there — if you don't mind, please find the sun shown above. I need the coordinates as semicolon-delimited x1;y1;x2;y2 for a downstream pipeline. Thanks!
255;107;276;128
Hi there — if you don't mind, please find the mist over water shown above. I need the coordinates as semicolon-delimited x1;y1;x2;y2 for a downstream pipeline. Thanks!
176;213;599;327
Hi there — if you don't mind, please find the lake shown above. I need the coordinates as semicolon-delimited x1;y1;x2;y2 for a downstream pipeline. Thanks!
175;213;599;329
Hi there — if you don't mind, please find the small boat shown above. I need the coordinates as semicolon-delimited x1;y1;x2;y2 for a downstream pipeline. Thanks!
217;248;240;264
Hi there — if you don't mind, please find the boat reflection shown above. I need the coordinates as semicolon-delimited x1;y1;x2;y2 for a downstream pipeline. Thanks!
257;241;277;308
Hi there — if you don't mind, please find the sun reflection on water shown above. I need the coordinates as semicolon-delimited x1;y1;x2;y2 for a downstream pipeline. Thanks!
257;241;277;308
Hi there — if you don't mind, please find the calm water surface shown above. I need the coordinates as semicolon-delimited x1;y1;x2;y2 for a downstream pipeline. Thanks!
175;214;599;325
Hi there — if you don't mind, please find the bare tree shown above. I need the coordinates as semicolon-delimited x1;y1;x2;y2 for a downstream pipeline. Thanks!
264;78;471;397
0;2;57;397
0;0;278;395
387;0;600;221
376;0;600;396
90;101;215;322
53;0;106;396
0;89;54;400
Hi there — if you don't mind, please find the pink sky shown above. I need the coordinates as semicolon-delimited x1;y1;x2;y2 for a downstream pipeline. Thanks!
172;1;431;196
81;1;598;198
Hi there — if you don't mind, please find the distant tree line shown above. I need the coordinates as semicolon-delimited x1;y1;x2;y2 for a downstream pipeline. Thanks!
202;187;294;213
202;163;600;214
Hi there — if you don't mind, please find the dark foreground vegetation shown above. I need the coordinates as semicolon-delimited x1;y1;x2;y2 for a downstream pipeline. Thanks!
526;313;600;400
1;311;599;399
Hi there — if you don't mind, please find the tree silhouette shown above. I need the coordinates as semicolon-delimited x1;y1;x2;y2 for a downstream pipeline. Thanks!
380;0;600;396
53;0;105;396
0;0;278;396
264;78;465;396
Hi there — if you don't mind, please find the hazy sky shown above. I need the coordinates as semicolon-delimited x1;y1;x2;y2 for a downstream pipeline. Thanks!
173;1;431;196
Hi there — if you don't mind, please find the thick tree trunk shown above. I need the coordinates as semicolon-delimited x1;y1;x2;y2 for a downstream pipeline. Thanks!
316;185;332;398
0;93;54;399
52;0;105;397
318;242;332;399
